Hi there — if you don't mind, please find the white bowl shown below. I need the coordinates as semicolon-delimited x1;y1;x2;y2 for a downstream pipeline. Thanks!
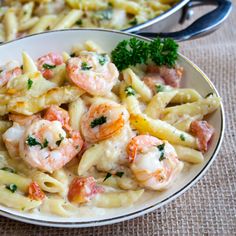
0;29;225;228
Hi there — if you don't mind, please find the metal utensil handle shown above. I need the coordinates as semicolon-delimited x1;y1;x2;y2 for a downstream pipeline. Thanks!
136;0;232;41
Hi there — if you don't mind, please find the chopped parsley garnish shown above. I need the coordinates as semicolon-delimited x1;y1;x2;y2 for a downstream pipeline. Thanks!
0;69;2;73
6;184;17;193
27;78;33;90
81;62;92;70
90;116;107;128
70;52;76;57
56;134;64;147
42;63;56;69
157;143;165;161
20;65;23;70
115;172;124;178
205;92;213;98
75;19;82;26
125;86;136;96
155;84;165;93
103;172;124;181
103;173;112;182
111;38;149;71
111;37;178;71
98;54;107;66
43;139;49;148
129;18;138;26
26;136;42;148
1;167;16;173
180;134;186;141
108;2;113;7
149;38;178;68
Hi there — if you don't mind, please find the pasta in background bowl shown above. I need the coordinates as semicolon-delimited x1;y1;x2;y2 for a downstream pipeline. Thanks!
0;29;224;227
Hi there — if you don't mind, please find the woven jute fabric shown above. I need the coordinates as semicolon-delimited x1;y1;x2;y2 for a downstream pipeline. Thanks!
0;4;236;236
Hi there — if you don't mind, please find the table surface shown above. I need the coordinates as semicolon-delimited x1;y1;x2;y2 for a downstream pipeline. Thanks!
0;3;236;236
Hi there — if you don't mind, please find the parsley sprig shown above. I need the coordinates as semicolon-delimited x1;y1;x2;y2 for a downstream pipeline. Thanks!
90;116;107;128
111;37;178;71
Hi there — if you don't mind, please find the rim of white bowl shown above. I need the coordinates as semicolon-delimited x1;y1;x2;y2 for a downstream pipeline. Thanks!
0;29;225;228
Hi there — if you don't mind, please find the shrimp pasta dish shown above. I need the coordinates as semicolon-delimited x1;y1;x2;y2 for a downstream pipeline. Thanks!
0;37;221;218
0;0;179;42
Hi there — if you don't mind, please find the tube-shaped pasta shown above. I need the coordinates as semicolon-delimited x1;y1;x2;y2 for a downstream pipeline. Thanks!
68;98;86;131
130;113;198;149
7;86;85;115
0;186;41;211
173;145;204;164
171;88;202;104
145;91;178;119
161;95;221;123
40;198;77;217
78;144;104;176
22;51;38;73
0;170;31;193
123;68;152;102
29;15;57;34
53;10;82;30
3;8;18;41
92;189;144;208
31;171;65;194
19;17;39;32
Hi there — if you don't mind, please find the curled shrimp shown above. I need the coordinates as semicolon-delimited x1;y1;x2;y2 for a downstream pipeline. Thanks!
0;61;22;88
81;101;129;143
66;51;119;96
3;114;39;158
36;52;63;79
127;135;183;190
43;105;71;132
19;119;82;172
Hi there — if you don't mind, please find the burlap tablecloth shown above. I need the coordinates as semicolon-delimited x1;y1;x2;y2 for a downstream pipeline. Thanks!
0;4;235;236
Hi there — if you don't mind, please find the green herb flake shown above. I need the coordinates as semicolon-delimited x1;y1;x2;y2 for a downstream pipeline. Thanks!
56;134;64;147
90;116;107;128
103;173;112;182
149;38;178;68
155;84;165;93
157;143;166;161
81;62;92;70
98;54;107;66
26;136;42;148
111;37;149;71
75;19;82;26
20;65;23;70
129;18;138;26
27;78;33;90
6;184;17;193
115;172;124;178
70;52;76;57
180;134;185;141
43;139;49;148
42;63;56;69
205;92;213;98
1;167;16;173
125;86;136;96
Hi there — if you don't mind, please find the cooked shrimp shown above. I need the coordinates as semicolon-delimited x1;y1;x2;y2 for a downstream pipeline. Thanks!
9;114;40;126
66;51;119;96
36;52;63;79
127;135;183;190
81;101;129;143
43;105;71;132
19;119;82;172
3;122;25;159
0;61;22;88
68;176;104;204
146;65;183;88
3;114;38;158
190;120;214;152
